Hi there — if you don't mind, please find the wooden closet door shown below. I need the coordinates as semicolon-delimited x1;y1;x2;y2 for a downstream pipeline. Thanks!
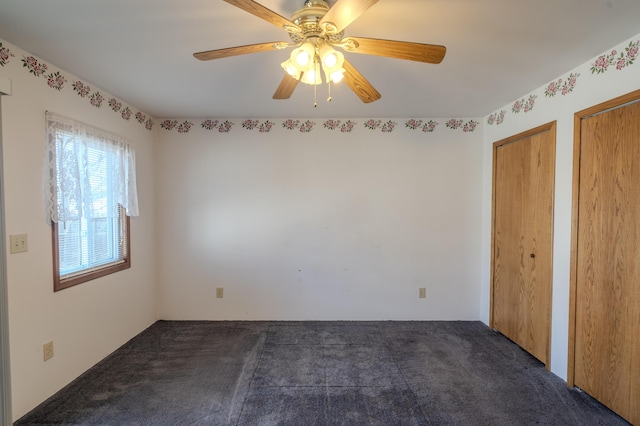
574;100;640;424
491;123;555;367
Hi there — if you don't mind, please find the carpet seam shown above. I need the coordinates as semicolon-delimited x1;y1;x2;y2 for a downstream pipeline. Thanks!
381;323;433;426
232;324;269;426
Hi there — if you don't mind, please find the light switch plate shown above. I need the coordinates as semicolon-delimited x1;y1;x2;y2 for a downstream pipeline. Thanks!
10;233;28;254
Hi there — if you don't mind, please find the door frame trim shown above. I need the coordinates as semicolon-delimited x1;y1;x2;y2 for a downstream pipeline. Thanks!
490;120;556;370
567;88;640;387
0;76;13;426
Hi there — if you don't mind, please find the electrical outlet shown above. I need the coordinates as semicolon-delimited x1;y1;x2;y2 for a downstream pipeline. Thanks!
10;233;28;254
418;288;426;299
216;288;224;299
43;341;54;361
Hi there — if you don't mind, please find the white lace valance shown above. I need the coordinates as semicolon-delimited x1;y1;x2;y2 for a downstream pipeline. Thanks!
44;111;139;223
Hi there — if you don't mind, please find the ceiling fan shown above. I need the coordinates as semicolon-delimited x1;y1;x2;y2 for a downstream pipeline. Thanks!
194;0;446;104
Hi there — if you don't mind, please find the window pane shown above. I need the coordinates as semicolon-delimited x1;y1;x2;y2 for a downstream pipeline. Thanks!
58;209;125;277
58;220;82;272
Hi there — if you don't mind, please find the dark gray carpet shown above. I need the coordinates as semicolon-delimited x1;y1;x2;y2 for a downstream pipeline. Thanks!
15;321;629;425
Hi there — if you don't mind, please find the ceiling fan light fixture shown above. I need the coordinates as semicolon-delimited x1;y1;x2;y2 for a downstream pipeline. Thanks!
198;0;446;105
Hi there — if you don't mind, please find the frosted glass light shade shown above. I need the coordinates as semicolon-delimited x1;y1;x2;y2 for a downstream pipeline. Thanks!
329;69;345;83
290;43;316;72
301;63;322;85
281;59;301;79
319;45;344;73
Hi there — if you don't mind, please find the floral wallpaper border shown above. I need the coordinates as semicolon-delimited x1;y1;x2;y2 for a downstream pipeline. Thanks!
1;40;481;137
1;41;155;131
591;40;639;74
0;42;15;66
487;38;639;126
156;118;480;135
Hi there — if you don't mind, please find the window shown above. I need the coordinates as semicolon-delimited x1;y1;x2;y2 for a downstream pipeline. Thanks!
44;112;138;291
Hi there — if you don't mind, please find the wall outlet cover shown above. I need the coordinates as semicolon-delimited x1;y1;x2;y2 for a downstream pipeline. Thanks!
43;341;54;361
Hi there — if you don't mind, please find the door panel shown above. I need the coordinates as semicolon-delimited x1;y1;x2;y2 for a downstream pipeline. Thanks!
574;100;640;424
491;123;555;367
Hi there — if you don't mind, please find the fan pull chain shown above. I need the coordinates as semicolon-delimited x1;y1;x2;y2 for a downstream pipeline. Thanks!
327;80;332;102
314;54;318;107
314;81;317;108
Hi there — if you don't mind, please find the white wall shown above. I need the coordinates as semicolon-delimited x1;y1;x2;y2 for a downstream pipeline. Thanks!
156;120;484;320
481;33;640;380
0;40;158;420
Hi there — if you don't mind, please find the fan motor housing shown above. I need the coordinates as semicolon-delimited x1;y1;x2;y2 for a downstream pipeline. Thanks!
288;0;343;44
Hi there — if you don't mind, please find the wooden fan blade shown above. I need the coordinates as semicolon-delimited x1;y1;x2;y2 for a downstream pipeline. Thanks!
273;73;300;99
320;0;379;34
346;37;446;64
223;0;300;31
342;58;381;103
194;42;281;61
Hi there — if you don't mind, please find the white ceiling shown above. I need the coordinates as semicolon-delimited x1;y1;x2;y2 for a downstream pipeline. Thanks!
0;0;639;119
